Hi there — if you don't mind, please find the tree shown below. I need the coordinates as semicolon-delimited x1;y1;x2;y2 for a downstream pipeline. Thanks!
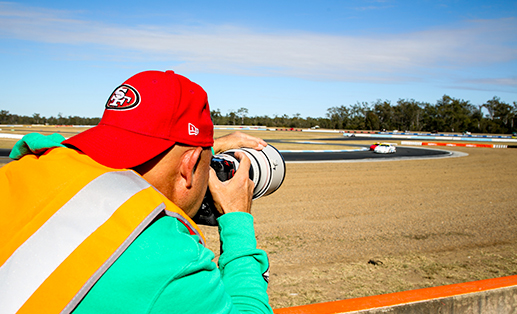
373;100;394;131
237;107;249;125
326;106;349;129
0;110;10;124
512;102;517;132
227;110;237;125
211;109;226;125
290;113;303;128
434;95;474;133
394;99;423;131
348;102;369;130
32;113;42;124
365;111;380;130
483;97;514;133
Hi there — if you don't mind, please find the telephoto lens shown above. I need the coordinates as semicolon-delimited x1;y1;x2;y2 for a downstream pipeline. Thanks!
193;144;286;226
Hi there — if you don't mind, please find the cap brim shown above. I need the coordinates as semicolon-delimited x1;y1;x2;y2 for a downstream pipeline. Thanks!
63;124;175;169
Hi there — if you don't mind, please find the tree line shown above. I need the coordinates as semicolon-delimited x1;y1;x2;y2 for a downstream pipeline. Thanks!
212;95;516;134
324;95;517;134
2;95;516;134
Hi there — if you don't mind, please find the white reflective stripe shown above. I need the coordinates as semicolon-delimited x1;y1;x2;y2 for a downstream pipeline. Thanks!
0;171;150;314
64;202;166;314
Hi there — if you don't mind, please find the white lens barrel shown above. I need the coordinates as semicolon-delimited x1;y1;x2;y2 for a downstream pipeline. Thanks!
227;145;286;199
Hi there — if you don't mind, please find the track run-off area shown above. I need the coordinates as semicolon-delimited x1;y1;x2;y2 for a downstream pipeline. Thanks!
212;127;517;311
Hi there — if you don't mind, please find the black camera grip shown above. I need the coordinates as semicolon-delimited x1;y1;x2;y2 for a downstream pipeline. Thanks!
192;190;221;226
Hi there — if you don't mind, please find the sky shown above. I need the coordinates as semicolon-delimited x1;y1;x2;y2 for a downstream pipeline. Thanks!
0;0;516;119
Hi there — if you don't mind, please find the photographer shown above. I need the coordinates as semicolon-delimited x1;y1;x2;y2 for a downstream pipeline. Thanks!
0;70;272;314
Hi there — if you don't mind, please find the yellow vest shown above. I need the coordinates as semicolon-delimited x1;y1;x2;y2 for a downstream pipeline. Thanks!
0;147;205;314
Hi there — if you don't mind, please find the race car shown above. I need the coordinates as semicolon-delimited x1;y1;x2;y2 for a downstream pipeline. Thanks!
374;143;396;154
369;143;380;151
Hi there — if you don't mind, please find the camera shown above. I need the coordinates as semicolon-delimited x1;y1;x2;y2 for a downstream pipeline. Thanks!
193;144;286;226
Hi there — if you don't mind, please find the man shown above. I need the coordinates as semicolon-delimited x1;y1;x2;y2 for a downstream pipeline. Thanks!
0;70;272;313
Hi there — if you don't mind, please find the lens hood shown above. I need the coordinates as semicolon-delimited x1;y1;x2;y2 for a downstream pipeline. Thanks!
225;145;286;199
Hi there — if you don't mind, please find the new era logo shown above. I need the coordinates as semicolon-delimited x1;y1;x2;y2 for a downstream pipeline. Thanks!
188;123;199;136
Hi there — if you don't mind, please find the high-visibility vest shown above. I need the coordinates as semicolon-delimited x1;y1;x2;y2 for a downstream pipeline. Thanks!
0;147;205;314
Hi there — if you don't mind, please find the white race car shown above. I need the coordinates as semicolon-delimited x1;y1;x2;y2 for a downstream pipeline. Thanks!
374;143;396;154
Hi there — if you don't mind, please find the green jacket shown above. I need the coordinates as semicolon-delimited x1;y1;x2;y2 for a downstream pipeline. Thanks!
74;213;272;314
10;133;273;314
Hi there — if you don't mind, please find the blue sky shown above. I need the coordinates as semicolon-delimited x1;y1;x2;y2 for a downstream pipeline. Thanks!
0;0;516;119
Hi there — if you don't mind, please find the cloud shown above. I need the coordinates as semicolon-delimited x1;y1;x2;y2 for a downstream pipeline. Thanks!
0;2;516;82
462;77;517;88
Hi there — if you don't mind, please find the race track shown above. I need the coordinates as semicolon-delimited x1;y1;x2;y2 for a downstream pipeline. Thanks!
0;145;455;164
0;149;11;164
267;138;456;163
281;146;450;162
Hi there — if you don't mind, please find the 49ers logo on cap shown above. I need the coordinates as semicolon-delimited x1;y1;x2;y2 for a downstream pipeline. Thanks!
105;84;140;110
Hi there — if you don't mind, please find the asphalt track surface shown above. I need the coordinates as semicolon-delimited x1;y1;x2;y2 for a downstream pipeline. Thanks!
0;149;11;160
268;138;450;162
281;147;449;162
0;142;451;164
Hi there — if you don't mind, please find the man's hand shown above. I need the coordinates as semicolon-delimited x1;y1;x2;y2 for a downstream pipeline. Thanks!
213;131;267;154
208;152;254;214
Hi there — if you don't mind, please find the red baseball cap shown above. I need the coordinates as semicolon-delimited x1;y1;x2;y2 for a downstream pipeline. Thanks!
64;70;214;169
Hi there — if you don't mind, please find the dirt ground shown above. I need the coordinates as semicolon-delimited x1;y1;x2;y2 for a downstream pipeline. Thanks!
204;129;517;309
2;127;516;309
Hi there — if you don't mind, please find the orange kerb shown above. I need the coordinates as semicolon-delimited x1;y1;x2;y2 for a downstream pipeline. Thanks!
274;275;517;314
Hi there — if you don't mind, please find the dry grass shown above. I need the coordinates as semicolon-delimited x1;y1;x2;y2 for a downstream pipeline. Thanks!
210;129;517;309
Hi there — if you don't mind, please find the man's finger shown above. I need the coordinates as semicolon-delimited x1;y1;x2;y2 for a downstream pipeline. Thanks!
233;151;251;176
208;167;222;189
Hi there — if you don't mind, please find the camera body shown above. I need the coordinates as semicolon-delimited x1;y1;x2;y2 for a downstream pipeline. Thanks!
193;145;286;226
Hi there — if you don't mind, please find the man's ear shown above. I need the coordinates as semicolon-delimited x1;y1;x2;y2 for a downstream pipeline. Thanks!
179;147;203;189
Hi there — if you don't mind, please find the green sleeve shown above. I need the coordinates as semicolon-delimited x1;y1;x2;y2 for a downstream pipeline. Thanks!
217;212;272;313
9;133;65;159
74;213;272;314
151;212;272;314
